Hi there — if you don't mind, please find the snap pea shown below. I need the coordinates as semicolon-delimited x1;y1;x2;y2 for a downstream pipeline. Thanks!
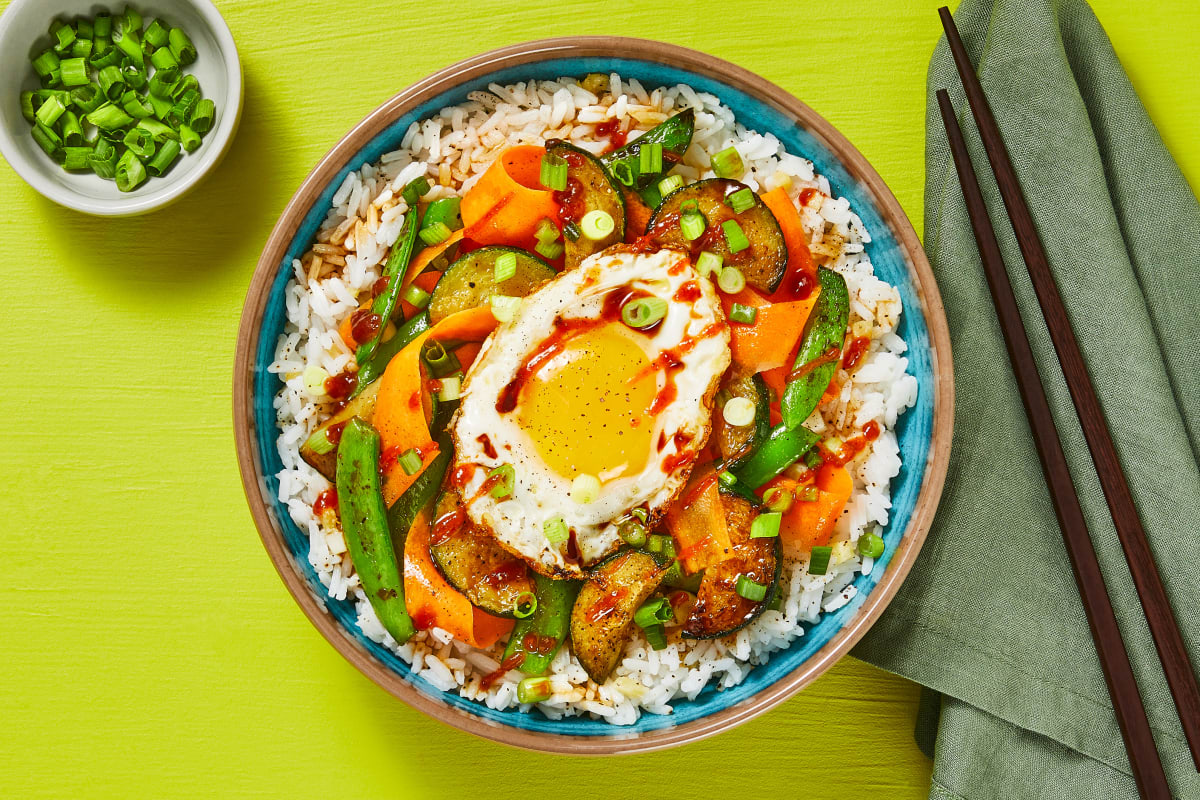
336;418;415;644
349;310;431;400
386;445;452;561
502;574;581;675
600;109;694;194
731;423;821;489
780;267;850;429
354;208;421;366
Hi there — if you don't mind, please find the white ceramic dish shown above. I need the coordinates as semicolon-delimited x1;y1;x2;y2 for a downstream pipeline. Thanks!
0;0;242;216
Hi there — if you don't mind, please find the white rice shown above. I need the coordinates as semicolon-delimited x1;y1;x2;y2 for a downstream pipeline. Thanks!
269;75;918;725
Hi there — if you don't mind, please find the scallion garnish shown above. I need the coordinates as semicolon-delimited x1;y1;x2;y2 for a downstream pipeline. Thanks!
580;209;615;241
735;575;768;602
435;374;461;402
710;145;744;179
680;211;706;241
401;176;430;206
722;397;756;427
34;94;66;128
717;266;746;294
620;296;668;329
728;303;757;325
493;251;517;282
750;512;782;539
418;221;453;246
643;624;669;650
61;145;91;172
59;57;89;87
722;219;751;253
535;238;564;261
544;517;568;545
634;598;674;630
799;485;819;502
517;676;552;704
60;111;82;146
803;448;824;469
32;50;60;79
20;92;35;124
114;148;146;192
808;546;833;575
570;473;600;505
302;428;335;456
539;153;568;191
178;123;200;153
695;251;723;279
513;591;538;619
534;217;559;244
489;294;521;323
144;19;170;48
726;187;755;214
32;124;62;159
657;174;684;197
764;487;794;513
717;470;738;489
122;126;155;160
420;340;460;378
562;221;581;242
145;138;181;176
397;448;423;476
402;283;431;309
638;141;663;174
487;464;515;499
168;27;197;65
857;531;886;559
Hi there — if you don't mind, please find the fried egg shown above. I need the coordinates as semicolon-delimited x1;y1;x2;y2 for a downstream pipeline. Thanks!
452;247;731;578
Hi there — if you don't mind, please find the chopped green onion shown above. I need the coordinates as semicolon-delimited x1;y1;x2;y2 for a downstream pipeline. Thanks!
489;294;521;323
60;57;89;87
420;339;460;378
750;512;782;539
402;283;431;309
808;545;833;575
88;140;119;179
570;473;600;505
680;211;706;241
60;111;83;146
113;26;143;66
517;676;552;704
487;464;515;498
640;184;662;210
728;303;757;325
696;251;723;279
121;63;147;92
544;517;568;545
114;148;147;192
735;575;768;602
170;75;198;101
61;145;92;172
657;174;684;197
535;239;564;260
41;68;62;90
418;221;452;246
89;47;122;71
302;428;335;456
121;90;151;119
717;266;746;294
35;94;66;128
618;518;647;548
723;397;756;427
562;221;581;242
145;138;181;176
534;217;559;244
168;89;199;127
638;141;663;174
401;176;430;205
31;124;62;160
643;624;668;650
710;146;744;179
435;374;461;402
52;23;77;53
32;50;61;78
803;448;824;469
513;591;538;619
69;84;103;114
20;92;35;123
94;14;112;40
144;19;170;48
493;251;517;282
726;187;755;214
70;39;94;59
179;123;201;152
149;45;178;72
723;220;751;253
764;487;794;513
647;534;676;559
122;126;155;160
580;209;614;241
610;161;634;187
539;153;568;191
147;71;177;100
189;97;217;135
135;117;178;141
634;598;674;630
631;507;648;523
120;8;143;34
168;27;197;66
96;65;126;101
798;485;819;502
397;448;423;476
717;470;737;489
621;296;668;329
857;532;886;559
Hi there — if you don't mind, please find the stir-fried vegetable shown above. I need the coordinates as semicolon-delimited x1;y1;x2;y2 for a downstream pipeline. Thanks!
428;246;555;323
502;574;582;675
780;267;850;429
355;209;422;366
570;550;666;683
731;423;821;490
546;140;625;269
461;145;559;245
600;109;695;196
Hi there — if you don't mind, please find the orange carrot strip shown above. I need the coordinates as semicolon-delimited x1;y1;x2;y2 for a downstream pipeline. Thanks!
399;271;441;318
401;229;463;291
404;506;514;648
622;187;652;243
461;146;559;246
775;463;854;558
760;187;816;301
666;464;734;574
721;287;819;374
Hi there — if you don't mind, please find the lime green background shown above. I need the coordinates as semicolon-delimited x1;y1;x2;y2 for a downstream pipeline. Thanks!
1;1;1196;796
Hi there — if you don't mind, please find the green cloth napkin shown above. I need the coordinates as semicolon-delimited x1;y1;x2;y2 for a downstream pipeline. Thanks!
851;1;1200;797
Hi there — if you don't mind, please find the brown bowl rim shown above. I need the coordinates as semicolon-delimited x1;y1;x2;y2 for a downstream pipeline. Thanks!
233;36;954;756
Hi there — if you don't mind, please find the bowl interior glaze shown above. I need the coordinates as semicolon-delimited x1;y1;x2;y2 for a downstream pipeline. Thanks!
236;39;952;754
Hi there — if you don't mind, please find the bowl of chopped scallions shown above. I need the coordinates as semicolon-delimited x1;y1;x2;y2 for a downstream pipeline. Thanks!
0;0;242;216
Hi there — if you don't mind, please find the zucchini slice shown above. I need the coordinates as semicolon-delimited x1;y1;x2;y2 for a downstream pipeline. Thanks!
600;109;695;192
646;178;788;293
429;487;536;618
779;266;851;429
683;495;781;639
547;140;625;269
713;373;771;471
570;550;666;683
428;245;555;324
299;381;380;481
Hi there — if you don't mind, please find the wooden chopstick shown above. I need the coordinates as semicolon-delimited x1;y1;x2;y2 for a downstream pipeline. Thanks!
938;6;1200;774
935;88;1172;800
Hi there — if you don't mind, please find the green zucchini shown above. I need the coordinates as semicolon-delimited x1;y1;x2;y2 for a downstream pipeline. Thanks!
428;245;555;323
547;140;625;269
646;178;788;293
300;381;380;481
713;373;770;470
600;109;695;192
502;573;582;675
570;550;666;683
683;495;780;639
780;266;850;429
428;487;535;618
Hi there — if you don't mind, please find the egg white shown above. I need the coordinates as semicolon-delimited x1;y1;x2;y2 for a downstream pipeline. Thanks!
452;247;731;578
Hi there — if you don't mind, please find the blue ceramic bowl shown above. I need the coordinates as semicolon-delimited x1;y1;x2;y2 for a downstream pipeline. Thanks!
234;37;953;754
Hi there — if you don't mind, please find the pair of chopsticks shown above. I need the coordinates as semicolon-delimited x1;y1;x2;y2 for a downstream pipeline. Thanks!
935;7;1200;798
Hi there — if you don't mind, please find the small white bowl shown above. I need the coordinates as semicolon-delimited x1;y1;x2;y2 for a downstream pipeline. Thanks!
0;0;242;216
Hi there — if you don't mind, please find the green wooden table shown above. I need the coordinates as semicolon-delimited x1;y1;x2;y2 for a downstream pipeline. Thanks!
2;1;1196;796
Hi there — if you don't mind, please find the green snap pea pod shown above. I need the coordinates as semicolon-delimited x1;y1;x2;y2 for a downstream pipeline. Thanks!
600;109;695;192
354;208;421;367
336;418;416;644
349;310;431;400
731;423;821;490
502;574;582;675
386;444;452;561
780;267;850;429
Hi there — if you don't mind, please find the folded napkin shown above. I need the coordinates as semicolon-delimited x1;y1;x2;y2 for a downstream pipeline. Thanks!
851;1;1200;797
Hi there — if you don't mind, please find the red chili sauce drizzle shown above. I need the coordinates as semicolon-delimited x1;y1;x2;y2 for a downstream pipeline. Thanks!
477;433;497;460
842;336;870;371
565;530;582;567
480;560;526;591
775;269;818;302
451;464;477;488
585;586;630;623
480;653;525;691
672;280;701;303
546;141;588;232
824;424;881;468
350;308;382;344
312;488;338;516
324;370;358;400
798;187;818;206
786;345;841;383
325;421;348;447
522;633;558;656
430;506;466;546
863;420;882;441
595;119;628;150
371;276;390;298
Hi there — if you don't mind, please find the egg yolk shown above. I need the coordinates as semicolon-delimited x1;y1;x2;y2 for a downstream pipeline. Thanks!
516;324;657;481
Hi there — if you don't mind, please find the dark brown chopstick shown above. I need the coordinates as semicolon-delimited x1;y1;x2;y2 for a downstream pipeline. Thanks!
936;89;1172;800
938;6;1200;774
